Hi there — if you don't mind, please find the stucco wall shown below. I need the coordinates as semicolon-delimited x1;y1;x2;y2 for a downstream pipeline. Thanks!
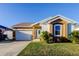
40;24;48;31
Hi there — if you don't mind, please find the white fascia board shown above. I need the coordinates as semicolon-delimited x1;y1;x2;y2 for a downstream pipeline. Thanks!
31;15;78;26
13;26;32;27
13;29;33;30
49;14;77;24
59;15;78;24
31;15;60;26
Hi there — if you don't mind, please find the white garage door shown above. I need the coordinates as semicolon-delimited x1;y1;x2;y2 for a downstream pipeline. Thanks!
16;30;32;40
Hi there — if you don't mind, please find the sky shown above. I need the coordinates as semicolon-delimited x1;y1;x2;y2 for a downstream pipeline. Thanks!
0;3;79;27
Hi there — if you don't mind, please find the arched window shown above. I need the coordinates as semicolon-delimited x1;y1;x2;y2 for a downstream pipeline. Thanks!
54;24;62;36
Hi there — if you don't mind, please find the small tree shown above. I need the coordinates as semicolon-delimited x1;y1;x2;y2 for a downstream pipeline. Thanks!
69;31;79;44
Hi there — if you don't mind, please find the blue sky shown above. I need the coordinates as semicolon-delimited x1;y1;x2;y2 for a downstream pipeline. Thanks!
0;3;79;27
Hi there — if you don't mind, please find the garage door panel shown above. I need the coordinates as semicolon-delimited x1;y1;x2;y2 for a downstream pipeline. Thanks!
16;30;32;40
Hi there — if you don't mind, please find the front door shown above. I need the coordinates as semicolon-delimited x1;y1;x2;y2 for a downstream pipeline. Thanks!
54;24;62;37
36;29;40;38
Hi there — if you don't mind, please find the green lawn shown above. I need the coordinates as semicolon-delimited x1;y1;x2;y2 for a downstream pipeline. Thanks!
18;42;79;56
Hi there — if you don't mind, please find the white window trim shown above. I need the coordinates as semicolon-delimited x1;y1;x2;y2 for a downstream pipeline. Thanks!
54;24;62;37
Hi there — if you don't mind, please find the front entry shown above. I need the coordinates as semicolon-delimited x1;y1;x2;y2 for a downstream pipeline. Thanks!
54;24;62;37
53;24;63;42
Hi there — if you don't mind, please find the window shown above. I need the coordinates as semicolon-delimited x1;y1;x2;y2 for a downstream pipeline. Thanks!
38;30;40;34
54;24;62;36
36;29;41;38
55;26;60;35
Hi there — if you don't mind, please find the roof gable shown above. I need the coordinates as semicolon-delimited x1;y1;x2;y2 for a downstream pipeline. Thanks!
31;15;77;26
48;15;76;24
12;23;33;27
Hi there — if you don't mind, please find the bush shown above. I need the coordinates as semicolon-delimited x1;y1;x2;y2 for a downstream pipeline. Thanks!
47;33;53;43
59;37;69;42
40;31;53;43
69;31;79;44
40;31;49;42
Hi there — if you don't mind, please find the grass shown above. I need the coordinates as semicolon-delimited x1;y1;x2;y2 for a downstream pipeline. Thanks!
18;42;79;56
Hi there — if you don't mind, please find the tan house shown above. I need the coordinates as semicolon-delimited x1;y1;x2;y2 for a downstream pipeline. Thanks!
12;15;78;41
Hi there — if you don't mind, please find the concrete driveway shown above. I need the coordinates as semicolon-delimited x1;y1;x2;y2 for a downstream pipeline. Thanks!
0;41;31;56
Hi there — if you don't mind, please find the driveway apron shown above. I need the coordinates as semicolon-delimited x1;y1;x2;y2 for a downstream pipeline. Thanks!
0;41;31;56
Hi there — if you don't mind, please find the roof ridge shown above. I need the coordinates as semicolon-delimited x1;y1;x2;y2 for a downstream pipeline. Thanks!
31;15;77;26
12;22;34;27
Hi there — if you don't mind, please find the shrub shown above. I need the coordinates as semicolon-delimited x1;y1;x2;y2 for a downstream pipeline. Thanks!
69;31;79;44
47;33;54;43
59;37;69;42
40;31;53;43
40;31;49;42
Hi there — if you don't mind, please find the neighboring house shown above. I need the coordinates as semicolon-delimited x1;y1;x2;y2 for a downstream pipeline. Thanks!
0;25;14;40
12;15;79;41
